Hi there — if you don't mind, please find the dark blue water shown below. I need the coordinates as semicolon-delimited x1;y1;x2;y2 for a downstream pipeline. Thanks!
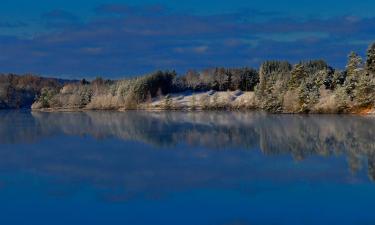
1;110;375;225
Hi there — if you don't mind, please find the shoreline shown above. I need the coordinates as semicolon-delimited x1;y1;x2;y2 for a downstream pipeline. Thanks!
31;90;375;115
31;107;375;115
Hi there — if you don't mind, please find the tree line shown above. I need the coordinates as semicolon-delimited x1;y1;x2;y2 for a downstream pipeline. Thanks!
1;42;374;113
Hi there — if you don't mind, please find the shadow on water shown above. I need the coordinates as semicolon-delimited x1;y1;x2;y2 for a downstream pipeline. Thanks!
0;110;375;201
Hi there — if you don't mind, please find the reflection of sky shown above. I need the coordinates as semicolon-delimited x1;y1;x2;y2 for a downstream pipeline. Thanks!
0;111;375;224
0;133;374;225
1;0;375;77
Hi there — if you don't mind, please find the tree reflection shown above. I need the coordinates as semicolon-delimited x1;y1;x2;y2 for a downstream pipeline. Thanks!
0;110;374;198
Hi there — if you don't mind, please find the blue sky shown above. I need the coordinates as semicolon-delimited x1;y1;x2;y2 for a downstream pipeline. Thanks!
1;0;375;78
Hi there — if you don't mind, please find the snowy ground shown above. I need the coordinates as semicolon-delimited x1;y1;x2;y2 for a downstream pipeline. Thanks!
145;90;257;110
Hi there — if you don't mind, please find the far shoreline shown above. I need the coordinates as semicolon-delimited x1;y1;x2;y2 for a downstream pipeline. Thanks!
30;109;375;115
31;90;375;115
2;42;375;114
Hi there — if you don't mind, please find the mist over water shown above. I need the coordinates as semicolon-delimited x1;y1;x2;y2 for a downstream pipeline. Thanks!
0;110;375;225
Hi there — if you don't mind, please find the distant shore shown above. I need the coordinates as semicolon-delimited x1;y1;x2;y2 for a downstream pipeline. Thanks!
31;90;375;114
2;42;375;114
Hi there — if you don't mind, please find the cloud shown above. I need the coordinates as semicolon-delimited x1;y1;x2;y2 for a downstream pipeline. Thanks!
242;16;375;37
41;9;81;28
95;4;166;16
0;21;28;28
0;4;373;78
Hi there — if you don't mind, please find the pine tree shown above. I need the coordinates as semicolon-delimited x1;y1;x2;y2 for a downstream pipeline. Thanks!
353;46;375;108
342;48;375;108
366;43;375;74
225;70;232;90
332;70;346;88
354;73;374;107
344;52;362;100
346;51;362;77
289;64;307;90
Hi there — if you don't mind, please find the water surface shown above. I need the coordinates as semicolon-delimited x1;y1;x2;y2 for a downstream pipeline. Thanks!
1;110;375;225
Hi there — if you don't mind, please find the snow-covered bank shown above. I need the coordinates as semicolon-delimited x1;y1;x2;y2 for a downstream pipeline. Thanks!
143;91;257;110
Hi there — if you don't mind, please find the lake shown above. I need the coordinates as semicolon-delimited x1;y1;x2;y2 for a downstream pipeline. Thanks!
0;110;375;225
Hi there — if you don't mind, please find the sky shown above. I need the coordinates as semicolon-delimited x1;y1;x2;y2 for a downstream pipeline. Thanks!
1;0;375;78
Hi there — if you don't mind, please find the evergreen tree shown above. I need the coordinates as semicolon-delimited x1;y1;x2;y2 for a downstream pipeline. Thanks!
331;70;346;88
346;51;363;77
354;73;374;107
288;64;307;90
225;69;232;90
366;43;375;74
344;52;362;100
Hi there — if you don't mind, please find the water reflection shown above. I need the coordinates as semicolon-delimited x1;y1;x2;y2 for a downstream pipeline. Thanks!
0;110;375;201
5;111;375;160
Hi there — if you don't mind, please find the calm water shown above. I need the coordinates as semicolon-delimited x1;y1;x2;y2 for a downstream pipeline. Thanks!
1;110;375;225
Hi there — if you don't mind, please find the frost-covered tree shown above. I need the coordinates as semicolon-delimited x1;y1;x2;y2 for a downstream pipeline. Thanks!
366;43;375;74
346;51;363;77
344;52;363;100
352;44;375;108
288;63;308;90
256;61;292;112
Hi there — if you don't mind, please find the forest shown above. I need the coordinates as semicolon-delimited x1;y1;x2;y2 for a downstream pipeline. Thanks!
1;42;375;113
